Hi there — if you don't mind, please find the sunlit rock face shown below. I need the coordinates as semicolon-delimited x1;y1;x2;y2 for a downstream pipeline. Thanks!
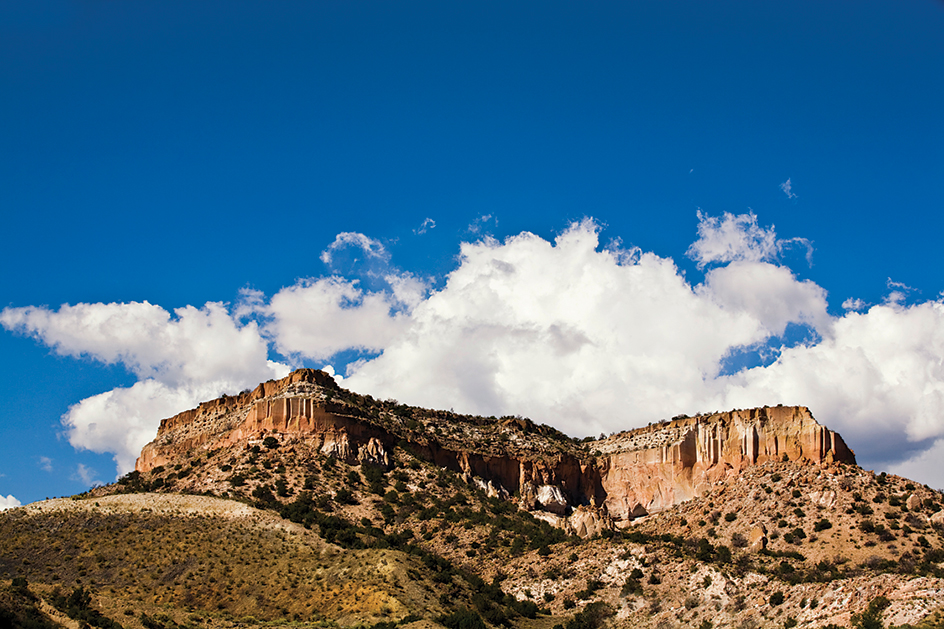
137;369;854;535
593;406;855;522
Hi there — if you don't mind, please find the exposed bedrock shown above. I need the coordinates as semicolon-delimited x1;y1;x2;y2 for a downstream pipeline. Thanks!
136;370;855;533
596;405;856;522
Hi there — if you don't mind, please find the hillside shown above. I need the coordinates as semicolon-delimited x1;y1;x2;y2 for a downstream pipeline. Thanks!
3;369;944;629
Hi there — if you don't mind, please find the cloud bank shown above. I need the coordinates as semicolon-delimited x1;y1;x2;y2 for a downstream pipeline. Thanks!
0;301;289;472
4;212;944;486
0;495;21;511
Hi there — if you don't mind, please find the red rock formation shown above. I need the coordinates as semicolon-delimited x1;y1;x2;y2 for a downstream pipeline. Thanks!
595;406;856;522
135;370;856;535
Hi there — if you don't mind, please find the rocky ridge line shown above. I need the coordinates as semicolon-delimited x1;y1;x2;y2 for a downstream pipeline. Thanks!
136;369;856;531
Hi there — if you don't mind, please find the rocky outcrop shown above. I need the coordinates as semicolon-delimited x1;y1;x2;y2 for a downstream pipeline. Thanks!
135;370;856;536
594;406;855;522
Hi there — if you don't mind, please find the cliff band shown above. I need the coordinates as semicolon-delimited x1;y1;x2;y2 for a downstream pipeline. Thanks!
136;369;855;530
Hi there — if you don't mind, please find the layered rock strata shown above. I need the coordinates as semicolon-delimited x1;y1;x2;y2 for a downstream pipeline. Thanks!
596;406;855;521
136;369;855;531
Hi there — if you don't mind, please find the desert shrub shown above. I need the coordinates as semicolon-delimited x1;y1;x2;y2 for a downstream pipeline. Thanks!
769;591;785;606
859;520;876;534
850;595;890;629
562;602;614;629
771;473;782;482
905;512;926;529
438;608;486;629
262;436;279;449
334;488;357;505
575;578;604;600
813;518;833;532
874;525;895;542
731;533;748;548
251;484;277;508
792;489;802;498
620;574;642;597
51;587;124;629
724;512;737;522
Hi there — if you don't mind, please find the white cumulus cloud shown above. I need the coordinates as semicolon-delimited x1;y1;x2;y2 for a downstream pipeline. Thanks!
719;300;944;469
0;494;22;510
320;232;389;265
0;301;289;475
6;211;944;488
340;216;944;483
842;297;868;311
686;210;782;268
345;219;821;439
254;277;409;362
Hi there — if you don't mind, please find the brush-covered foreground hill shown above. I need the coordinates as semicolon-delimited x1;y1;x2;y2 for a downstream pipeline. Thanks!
4;369;944;629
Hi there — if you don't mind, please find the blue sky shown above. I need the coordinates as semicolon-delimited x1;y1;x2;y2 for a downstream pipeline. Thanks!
2;1;943;508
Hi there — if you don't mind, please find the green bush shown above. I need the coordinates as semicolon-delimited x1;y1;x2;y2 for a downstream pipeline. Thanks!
813;518;832;532
563;602;614;629
850;595;890;629
438;608;486;629
769;591;785;606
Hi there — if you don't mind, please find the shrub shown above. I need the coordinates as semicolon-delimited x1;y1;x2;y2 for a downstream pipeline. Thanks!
850;595;890;629
563;602;614;629
724;512;737;522
792;489;802;498
438;608;485;629
769;591;785;606
262;436;279;449
334;488;357;505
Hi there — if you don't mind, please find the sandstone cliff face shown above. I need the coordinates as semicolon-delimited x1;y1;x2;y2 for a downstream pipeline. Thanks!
136;370;855;532
594;406;855;522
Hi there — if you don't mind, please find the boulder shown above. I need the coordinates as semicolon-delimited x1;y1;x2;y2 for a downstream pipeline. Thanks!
567;507;611;538
536;485;569;515
749;525;768;552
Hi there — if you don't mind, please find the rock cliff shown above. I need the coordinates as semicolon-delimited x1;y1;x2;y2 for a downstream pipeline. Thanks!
136;369;855;530
594;406;855;522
